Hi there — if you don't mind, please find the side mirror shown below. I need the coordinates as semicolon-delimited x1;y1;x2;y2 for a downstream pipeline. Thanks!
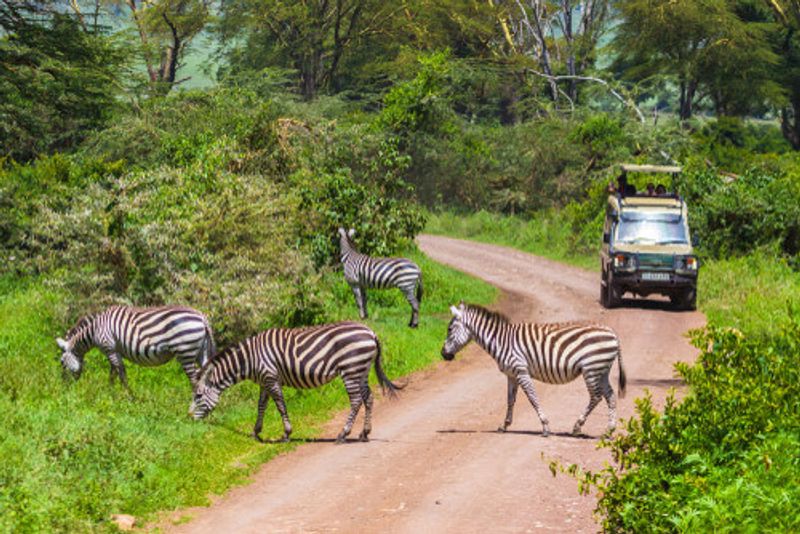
691;235;700;247
603;232;610;244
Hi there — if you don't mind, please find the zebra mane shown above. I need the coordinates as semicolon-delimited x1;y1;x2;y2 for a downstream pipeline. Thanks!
464;304;511;325
66;314;95;340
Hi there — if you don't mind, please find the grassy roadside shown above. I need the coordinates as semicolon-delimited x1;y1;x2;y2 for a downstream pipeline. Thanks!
425;210;598;271
0;250;495;532
426;210;800;330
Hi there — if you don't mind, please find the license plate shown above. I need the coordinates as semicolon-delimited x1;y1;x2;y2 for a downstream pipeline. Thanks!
642;272;670;281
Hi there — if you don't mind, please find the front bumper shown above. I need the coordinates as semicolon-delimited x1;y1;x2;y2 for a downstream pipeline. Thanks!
612;270;697;296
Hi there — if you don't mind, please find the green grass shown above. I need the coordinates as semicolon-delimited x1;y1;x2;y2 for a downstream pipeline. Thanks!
0;250;495;532
425;210;598;271
699;252;800;336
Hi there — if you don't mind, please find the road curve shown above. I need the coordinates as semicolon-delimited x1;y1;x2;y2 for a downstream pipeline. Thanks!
168;235;705;533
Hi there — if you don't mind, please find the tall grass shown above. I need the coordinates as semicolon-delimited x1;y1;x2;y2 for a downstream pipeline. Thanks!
425;210;598;270
0;250;495;532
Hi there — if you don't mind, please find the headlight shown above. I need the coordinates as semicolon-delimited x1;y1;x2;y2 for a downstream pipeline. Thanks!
613;253;637;272
675;255;699;274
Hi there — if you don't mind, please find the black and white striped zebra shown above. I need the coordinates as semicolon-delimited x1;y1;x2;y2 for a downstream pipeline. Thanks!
440;302;626;437
338;227;423;328
57;305;215;389
190;321;402;443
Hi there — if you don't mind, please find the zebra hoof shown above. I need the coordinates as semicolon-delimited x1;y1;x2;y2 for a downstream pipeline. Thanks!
279;433;290;443
541;427;551;438
252;432;264;443
572;426;583;436
358;431;370;442
336;433;347;444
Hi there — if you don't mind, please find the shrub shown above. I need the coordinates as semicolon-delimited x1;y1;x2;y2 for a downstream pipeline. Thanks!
578;318;800;532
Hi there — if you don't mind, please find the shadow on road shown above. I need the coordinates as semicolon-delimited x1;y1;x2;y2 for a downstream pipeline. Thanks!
611;297;689;312
436;429;596;440
628;377;685;388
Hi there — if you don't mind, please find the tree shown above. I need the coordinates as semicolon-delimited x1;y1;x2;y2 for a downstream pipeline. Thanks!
217;0;399;100
613;0;778;121
0;1;126;160
765;0;800;148
116;0;211;94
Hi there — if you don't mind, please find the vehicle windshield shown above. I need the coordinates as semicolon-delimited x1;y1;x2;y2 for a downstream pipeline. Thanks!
615;209;688;245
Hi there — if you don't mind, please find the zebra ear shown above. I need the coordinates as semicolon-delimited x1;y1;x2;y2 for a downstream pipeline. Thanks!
347;228;356;238
56;337;69;351
449;305;462;318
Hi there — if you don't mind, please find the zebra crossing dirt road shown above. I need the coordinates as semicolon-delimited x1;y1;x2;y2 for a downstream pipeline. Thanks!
168;234;705;533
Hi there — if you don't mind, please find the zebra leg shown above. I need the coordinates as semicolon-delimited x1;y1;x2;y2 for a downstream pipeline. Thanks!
401;286;420;328
176;354;199;386
572;386;602;436
108;352;131;391
266;381;292;442
516;373;550;437
252;385;270;442
601;375;618;436
499;376;519;432
337;378;364;443
350;284;368;319
358;382;373;442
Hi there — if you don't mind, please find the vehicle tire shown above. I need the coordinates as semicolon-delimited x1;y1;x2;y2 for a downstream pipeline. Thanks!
605;270;622;308
671;289;697;311
600;271;609;307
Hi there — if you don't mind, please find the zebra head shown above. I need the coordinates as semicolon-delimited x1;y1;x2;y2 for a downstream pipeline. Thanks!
441;303;472;361
56;337;83;378
190;379;222;420
338;227;357;256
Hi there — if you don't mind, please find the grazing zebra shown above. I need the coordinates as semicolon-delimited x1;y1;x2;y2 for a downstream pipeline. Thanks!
338;227;423;328
440;302;626;437
190;321;402;443
57;305;215;389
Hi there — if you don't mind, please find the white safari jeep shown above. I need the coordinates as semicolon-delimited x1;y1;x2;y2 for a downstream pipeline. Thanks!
600;164;699;310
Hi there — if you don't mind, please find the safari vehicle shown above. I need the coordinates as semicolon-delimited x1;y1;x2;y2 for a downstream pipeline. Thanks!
600;164;699;310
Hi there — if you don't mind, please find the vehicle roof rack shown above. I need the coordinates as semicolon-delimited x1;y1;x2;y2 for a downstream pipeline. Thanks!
619;164;682;174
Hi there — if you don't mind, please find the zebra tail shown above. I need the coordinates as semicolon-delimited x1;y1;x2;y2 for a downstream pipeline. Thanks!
201;324;217;367
373;337;403;398
617;347;626;398
416;275;424;303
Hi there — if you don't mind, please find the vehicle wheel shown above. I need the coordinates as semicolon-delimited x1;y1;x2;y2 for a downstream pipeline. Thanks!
600;272;609;307
671;289;697;311
605;270;621;308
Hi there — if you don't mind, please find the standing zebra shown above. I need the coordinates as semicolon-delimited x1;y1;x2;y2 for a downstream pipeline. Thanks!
190;321;402;443
57;305;215;389
338;227;423;328
440;302;626;437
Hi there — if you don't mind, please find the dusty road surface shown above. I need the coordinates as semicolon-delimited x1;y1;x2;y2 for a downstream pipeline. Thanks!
170;235;705;534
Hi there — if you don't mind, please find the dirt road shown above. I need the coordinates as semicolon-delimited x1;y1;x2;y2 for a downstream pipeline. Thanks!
171;235;704;533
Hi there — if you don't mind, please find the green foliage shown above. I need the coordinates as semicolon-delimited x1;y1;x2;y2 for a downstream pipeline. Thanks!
0;259;495;531
377;50;455;137
581;319;800;532
0;10;126;161
676;162;800;262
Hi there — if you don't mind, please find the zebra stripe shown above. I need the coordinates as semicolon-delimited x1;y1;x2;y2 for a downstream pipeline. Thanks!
338;227;423;328
57;305;215;389
191;321;401;443
440;302;626;437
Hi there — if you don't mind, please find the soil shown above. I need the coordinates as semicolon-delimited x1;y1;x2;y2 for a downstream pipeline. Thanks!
167;235;705;534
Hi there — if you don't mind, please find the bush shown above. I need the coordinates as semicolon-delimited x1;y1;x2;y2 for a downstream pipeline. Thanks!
578;319;800;532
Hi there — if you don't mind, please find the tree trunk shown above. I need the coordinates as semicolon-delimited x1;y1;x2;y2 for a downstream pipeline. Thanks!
781;100;800;149
679;79;697;121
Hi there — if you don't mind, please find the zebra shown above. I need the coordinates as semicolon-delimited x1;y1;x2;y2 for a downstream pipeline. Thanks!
440;302;626;437
190;321;402;443
338;227;423;328
56;305;215;389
